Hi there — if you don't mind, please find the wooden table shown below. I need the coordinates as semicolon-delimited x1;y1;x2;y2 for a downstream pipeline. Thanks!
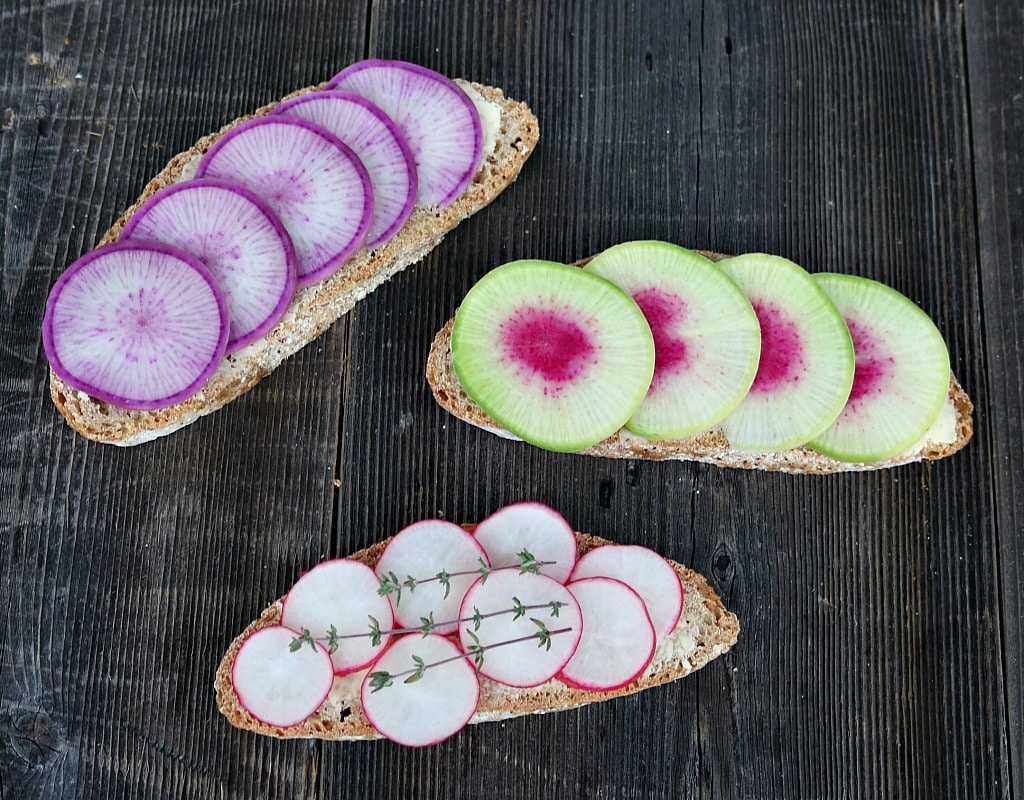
2;1;1021;797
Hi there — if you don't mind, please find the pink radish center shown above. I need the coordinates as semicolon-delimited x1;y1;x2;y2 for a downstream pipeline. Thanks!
632;287;689;391
116;288;166;362
846;318;895;406
499;307;597;392
750;302;804;393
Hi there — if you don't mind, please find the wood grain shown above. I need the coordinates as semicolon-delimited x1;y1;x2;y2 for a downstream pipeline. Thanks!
0;0;1018;798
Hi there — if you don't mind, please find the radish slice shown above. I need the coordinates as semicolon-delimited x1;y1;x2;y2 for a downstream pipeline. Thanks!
458;568;582;688
374;520;488;636
328;59;482;208
569;545;684;641
42;240;228;409
560;577;656;692
231;625;334;728
120;179;297;352
360;633;479;747
280;559;394;675
472;502;578;583
195;116;373;287
273;91;416;249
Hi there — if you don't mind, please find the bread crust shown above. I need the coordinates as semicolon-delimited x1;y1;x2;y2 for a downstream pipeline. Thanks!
426;250;974;475
49;80;539;445
214;532;740;741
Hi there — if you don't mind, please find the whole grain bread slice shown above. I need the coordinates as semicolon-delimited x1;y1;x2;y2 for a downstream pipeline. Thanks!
214;531;740;741
425;251;974;475
49;80;539;445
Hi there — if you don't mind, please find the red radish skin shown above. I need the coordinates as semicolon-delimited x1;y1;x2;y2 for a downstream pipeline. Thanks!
472;501;578;583
500;307;598;390
632;287;690;390
232;625;335;729
750;302;805;393
42;240;228;409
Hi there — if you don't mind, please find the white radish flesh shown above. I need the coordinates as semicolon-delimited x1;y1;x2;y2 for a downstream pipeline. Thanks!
280;559;394;675
472;502;578;583
569;545;684;641
328;59;482;208
42;240;228;409
360;633;480;747
560;577;656;691
120;178;297;352
458;568;582;687
273;91;416;249
374;520;488;635
231;625;334;728
195;116;373;287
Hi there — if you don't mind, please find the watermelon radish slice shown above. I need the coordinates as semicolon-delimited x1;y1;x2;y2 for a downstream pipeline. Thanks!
716;254;855;452
584;241;762;439
472;502;578;583
280;559;394;675
119;179;297;353
328;60;482;208
42;240;228;409
273;91;416;249
231;625;334;728
451;260;656;452
458;568;582;688
568;545;683;642
360;633;480;747
559;577;656;691
374;520;488;636
808;274;951;462
195;116;373;287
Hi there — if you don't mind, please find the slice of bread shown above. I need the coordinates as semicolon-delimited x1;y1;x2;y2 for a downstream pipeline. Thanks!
214;531;740;741
426;251;974;474
49;80;539;445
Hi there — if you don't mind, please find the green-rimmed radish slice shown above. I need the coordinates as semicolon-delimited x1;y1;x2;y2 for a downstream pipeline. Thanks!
328;60;482;208
195;116;373;288
42;240;228;410
716;254;854;452
120;178;297;353
451;260;656;453
807;274;951;462
273;91;416;249
584;241;761;439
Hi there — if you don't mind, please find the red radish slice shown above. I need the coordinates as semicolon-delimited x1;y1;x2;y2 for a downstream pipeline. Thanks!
42;240;228;409
120;179;297;352
458;568;582;687
472;502;578;583
273;91;416;249
231;625;334;728
568;545;683;642
360;633;479;747
374;520;488;636
195;116;373;287
280;559;394;675
560;577;656;691
328;59;482;208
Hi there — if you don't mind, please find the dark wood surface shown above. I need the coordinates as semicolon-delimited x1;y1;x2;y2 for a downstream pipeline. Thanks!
1;0;1021;797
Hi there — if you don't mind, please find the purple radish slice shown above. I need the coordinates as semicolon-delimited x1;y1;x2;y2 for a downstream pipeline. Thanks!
120;178;297;353
568;545;683;642
328;59;482;208
273;91;416;249
808;274;951;462
231;625;334;728
195;116;373;287
584;241;762;439
451;260;656;452
559;577;656;692
42;240;228;409
360;633;480;747
716;254;854;452
374;520;488;636
472;501;578;583
280;559;394;675
458;568;582;688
